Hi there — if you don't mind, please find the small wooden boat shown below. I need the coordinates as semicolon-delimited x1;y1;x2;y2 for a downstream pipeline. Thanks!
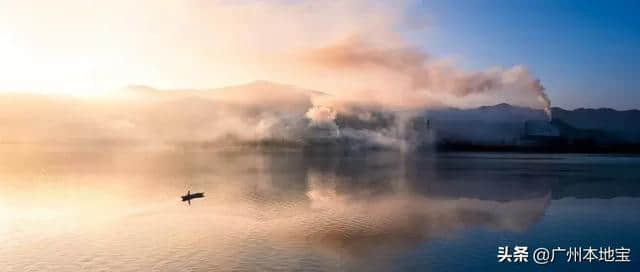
181;190;204;205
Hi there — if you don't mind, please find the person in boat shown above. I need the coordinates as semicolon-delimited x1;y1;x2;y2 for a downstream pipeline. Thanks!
181;190;205;205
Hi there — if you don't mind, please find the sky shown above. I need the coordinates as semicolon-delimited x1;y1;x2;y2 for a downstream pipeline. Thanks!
0;0;638;110
410;0;640;110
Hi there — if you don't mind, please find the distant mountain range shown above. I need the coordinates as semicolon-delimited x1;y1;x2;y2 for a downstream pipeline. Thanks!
552;106;640;143
423;103;640;152
424;102;640;143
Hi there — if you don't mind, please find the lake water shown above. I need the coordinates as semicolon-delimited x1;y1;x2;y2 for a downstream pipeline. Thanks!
1;147;639;271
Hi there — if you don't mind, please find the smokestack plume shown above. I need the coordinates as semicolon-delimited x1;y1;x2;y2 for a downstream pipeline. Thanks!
303;37;552;115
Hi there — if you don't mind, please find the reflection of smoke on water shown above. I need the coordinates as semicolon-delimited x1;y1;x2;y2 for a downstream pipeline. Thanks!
209;152;552;257
1;148;556;271
201;178;549;259
259;175;550;257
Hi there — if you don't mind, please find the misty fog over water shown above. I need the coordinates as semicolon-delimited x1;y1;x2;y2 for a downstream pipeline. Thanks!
1;147;639;271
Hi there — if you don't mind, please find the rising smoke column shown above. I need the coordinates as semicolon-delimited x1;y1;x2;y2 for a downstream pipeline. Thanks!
305;105;340;139
305;105;338;125
302;37;552;118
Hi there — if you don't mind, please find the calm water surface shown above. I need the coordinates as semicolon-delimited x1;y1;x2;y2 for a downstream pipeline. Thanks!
1;147;639;271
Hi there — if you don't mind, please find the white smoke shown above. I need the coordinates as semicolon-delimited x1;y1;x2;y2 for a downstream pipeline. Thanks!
305;105;337;126
301;38;552;119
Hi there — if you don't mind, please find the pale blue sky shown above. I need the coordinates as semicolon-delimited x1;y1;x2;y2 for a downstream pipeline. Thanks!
404;0;640;109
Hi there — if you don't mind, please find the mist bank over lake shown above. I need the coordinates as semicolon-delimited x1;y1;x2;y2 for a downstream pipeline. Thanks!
0;81;638;153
